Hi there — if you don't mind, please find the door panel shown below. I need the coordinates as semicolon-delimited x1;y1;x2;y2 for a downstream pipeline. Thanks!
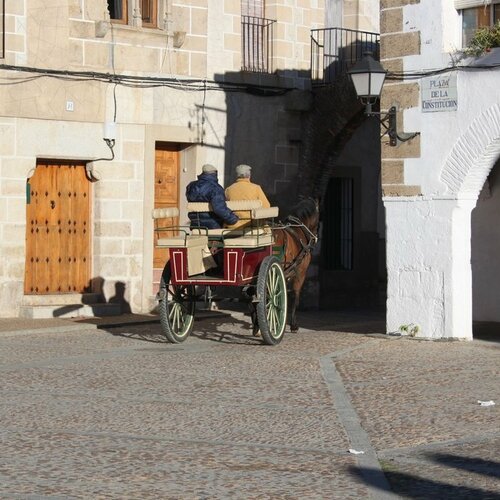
154;148;180;269
25;162;91;294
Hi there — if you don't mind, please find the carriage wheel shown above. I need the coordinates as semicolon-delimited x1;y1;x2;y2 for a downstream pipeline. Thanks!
158;263;196;343
256;256;288;345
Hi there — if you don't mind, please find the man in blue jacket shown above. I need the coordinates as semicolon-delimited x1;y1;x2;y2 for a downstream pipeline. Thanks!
186;164;239;229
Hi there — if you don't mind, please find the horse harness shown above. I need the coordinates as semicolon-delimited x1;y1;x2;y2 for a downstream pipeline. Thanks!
280;215;318;280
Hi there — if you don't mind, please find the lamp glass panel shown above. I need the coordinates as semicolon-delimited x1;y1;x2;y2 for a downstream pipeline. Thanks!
350;72;371;97
370;73;386;97
350;71;386;98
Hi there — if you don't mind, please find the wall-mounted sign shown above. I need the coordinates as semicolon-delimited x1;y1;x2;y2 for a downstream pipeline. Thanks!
421;73;457;113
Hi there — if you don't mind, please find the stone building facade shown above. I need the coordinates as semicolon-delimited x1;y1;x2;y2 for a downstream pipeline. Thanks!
0;0;327;317
379;0;500;339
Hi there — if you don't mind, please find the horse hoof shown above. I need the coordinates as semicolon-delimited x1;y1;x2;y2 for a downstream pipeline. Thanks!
290;326;299;333
252;326;261;337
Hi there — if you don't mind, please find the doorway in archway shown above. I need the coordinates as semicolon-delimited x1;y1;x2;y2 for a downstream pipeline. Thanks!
471;156;500;342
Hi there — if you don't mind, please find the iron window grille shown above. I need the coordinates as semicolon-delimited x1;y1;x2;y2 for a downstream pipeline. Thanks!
241;15;276;73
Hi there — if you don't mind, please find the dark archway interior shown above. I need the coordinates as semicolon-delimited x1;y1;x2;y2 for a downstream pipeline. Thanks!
472;156;500;342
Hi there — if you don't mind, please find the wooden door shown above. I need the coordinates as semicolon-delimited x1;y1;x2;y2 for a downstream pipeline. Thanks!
153;147;180;269
25;162;91;294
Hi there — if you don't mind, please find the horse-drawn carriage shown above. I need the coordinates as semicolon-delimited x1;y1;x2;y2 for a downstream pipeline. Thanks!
153;198;319;346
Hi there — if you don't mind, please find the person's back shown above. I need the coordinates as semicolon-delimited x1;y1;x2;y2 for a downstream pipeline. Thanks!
186;164;238;229
225;164;270;229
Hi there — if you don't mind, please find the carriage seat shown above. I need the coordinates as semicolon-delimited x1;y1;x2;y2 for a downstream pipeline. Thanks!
152;207;216;275
186;201;278;248
152;207;208;248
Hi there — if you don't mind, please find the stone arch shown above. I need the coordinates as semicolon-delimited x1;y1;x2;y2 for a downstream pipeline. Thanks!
441;103;500;198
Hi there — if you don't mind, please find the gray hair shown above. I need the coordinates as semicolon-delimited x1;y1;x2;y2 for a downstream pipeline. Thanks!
235;164;251;178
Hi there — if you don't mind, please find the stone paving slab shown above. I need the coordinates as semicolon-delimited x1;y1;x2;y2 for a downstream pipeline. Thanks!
0;429;369;499
0;307;498;498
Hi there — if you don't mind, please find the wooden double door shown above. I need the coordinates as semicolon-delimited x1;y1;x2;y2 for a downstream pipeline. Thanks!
25;161;91;294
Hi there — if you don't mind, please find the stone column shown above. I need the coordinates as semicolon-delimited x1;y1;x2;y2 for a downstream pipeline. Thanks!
384;197;475;340
132;0;142;27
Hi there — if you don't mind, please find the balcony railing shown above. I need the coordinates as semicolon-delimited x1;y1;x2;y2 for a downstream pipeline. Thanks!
241;15;276;73
311;27;380;86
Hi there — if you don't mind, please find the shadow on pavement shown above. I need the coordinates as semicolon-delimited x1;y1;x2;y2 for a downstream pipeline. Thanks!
350;458;500;499
88;307;264;346
429;453;500;480
296;307;386;335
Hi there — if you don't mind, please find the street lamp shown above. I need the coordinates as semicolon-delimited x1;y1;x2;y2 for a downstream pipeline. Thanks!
347;52;418;147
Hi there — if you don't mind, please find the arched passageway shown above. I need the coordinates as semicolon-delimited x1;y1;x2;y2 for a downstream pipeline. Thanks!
437;104;500;339
471;157;500;341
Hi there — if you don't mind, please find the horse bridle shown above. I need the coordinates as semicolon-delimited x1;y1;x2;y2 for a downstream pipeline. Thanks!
281;216;319;279
286;215;318;248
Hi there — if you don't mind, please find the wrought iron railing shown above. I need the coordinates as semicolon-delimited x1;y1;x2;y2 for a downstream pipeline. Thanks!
241;15;276;73
311;27;380;85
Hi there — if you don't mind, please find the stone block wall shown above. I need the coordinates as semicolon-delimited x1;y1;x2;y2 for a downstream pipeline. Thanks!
380;0;421;197
344;0;380;32
0;117;26;316
0;0;331;317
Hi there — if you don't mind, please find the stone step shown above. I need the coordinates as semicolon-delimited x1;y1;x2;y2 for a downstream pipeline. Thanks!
19;302;122;319
22;293;103;306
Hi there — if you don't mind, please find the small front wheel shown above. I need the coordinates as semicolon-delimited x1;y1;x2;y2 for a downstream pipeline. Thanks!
158;263;196;343
256;256;288;345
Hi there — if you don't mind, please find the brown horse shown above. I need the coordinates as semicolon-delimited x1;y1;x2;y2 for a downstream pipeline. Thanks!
272;197;320;332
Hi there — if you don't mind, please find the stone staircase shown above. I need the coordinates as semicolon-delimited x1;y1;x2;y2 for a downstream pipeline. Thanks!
19;293;122;319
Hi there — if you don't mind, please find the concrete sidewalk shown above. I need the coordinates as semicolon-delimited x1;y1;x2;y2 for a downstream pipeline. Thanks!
1;306;499;498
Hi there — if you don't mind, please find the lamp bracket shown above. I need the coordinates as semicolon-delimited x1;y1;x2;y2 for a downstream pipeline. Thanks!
364;105;419;147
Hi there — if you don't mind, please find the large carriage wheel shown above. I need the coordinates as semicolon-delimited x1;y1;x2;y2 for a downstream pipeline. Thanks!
158;263;196;343
256;256;288;345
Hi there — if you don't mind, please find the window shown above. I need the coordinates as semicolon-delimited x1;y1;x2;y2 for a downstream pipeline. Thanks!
322;177;354;271
140;0;157;28
107;0;158;28
108;0;127;24
460;2;500;46
241;1;276;73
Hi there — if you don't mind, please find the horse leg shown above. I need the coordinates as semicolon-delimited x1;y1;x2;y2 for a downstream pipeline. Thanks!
248;299;260;336
289;287;299;333
290;266;308;332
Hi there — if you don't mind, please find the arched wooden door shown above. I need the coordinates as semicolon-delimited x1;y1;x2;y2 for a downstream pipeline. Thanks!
25;161;91;294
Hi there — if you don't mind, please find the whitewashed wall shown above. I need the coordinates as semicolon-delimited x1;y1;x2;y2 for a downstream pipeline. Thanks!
384;0;500;338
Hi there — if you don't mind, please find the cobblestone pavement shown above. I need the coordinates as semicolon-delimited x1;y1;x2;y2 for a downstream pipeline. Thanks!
0;306;499;499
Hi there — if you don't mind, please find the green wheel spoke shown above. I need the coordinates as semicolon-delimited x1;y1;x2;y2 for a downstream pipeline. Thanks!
256;257;288;345
270;308;277;334
159;268;195;343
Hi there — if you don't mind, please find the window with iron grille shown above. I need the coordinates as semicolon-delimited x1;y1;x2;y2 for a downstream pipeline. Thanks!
241;1;275;73
322;177;354;271
107;0;158;28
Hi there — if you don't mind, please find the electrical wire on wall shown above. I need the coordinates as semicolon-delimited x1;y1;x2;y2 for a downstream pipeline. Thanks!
200;79;207;146
0;63;292;94
1;57;498;90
